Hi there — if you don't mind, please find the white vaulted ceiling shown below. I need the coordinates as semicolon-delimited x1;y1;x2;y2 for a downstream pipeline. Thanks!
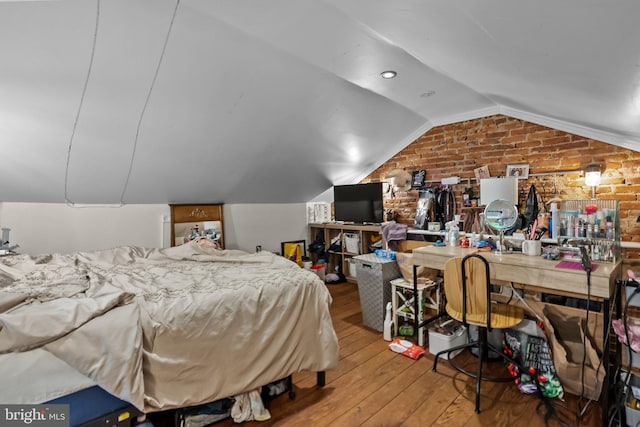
1;0;639;204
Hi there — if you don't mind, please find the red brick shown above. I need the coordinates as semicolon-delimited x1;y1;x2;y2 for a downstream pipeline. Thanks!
363;114;638;242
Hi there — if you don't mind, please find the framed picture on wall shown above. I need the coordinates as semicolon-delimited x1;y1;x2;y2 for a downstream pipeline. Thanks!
506;164;529;179
411;169;426;188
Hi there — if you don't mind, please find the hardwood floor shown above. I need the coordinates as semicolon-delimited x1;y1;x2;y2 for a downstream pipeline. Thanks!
151;282;605;427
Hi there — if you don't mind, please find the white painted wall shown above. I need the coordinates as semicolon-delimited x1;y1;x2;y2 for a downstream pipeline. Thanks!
224;203;308;254
0;203;171;255
0;202;308;255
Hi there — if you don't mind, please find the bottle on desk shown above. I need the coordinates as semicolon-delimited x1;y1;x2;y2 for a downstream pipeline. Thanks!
550;202;559;239
445;221;459;247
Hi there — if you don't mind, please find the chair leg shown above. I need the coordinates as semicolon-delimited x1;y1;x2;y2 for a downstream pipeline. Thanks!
432;340;478;373
475;329;487;413
433;327;523;414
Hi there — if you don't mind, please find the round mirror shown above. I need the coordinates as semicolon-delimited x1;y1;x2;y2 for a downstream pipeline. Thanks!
484;199;518;231
484;199;518;253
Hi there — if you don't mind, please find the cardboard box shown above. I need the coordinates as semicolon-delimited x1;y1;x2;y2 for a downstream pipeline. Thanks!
396;240;431;253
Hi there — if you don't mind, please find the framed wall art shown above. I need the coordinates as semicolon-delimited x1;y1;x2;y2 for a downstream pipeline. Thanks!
506;164;529;179
411;169;426;188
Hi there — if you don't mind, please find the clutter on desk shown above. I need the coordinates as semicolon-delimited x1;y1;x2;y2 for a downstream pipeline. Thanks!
541;246;561;260
556;199;620;263
444;220;459;246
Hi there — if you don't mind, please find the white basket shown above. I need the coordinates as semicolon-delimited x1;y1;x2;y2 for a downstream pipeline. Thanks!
346;258;357;277
429;324;468;360
344;233;360;254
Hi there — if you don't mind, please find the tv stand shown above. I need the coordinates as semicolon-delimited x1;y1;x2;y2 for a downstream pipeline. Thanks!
308;223;382;283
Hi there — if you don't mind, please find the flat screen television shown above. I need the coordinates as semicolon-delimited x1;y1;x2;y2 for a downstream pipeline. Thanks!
333;182;384;224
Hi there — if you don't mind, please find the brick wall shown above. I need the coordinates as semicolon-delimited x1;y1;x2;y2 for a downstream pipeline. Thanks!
363;114;640;258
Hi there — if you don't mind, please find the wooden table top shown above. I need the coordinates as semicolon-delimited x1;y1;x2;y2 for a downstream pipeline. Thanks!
412;244;621;300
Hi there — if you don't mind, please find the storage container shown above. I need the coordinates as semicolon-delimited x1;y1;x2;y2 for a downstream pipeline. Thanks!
346;258;357;278
626;373;640;427
354;254;401;332
428;320;468;360
310;264;326;281
344;233;360;254
427;222;441;231
626;283;640;307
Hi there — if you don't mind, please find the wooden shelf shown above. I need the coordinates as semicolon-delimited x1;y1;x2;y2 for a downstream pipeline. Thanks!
309;223;382;281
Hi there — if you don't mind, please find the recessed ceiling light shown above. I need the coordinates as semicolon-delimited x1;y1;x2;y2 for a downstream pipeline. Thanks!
380;70;397;79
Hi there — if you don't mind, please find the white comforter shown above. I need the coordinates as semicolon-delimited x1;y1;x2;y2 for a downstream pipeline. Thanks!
0;244;339;412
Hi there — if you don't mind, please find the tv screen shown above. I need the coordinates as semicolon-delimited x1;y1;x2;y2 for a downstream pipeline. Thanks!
333;183;384;224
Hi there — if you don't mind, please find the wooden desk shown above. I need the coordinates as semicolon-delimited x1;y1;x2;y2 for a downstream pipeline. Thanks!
412;245;620;300
412;244;622;425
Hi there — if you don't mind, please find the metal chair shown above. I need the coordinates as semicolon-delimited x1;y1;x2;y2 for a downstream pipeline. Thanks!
432;253;526;413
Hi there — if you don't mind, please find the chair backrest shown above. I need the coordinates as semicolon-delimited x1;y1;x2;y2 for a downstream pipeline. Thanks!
443;254;492;328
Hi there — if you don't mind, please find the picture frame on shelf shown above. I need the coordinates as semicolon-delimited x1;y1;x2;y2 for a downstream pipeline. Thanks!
474;165;490;180
281;240;306;266
506;164;529;179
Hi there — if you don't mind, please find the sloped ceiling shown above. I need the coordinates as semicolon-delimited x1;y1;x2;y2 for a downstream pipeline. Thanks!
1;0;639;204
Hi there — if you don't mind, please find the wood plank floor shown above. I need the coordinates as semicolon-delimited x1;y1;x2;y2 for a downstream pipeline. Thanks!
150;282;604;427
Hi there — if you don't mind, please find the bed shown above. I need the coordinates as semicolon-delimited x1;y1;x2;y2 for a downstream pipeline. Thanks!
0;243;339;424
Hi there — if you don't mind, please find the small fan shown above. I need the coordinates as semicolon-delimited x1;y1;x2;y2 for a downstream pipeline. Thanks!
484;199;518;254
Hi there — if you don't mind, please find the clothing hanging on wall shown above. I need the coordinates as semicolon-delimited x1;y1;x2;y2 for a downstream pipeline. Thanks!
435;185;456;229
414;188;436;229
463;208;483;234
523;184;539;229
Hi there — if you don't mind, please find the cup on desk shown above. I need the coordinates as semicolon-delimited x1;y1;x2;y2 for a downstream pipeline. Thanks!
522;239;541;256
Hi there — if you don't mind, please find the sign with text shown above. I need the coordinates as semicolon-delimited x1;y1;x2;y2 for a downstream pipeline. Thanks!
1;405;69;427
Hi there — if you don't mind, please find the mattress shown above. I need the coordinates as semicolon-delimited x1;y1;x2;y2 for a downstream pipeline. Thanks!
0;349;96;404
0;244;339;413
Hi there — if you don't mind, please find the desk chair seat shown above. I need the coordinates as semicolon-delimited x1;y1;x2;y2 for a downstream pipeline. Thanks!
432;254;528;413
445;302;524;330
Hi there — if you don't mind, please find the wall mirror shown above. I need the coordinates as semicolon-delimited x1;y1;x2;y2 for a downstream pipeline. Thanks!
170;204;224;248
